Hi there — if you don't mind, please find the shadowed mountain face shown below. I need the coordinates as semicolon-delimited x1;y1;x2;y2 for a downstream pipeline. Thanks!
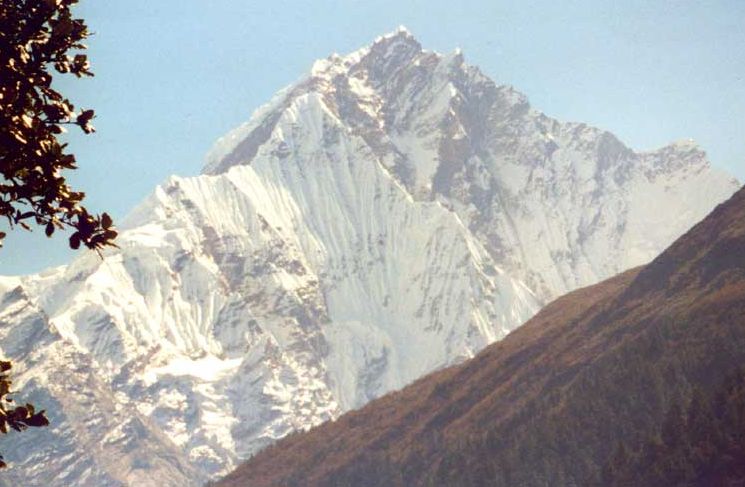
218;185;745;487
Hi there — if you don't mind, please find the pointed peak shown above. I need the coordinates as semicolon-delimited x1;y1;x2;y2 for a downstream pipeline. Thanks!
667;138;699;150
373;25;415;44
311;28;422;77
443;47;464;66
655;138;706;159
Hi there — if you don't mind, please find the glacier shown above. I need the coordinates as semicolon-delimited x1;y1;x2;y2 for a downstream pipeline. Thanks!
0;28;739;486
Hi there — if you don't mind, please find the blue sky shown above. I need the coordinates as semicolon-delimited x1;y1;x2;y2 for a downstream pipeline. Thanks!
2;0;743;275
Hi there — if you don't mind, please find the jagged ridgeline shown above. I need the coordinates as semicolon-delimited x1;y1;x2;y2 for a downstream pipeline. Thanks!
218;187;745;487
0;28;739;486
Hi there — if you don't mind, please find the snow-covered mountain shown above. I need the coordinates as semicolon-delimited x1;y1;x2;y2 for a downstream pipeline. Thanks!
0;28;739;486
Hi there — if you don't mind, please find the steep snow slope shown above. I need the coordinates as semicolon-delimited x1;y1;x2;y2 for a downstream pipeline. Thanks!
0;278;204;486
207;27;739;301
0;28;739;485
0;87;538;484
219;185;745;487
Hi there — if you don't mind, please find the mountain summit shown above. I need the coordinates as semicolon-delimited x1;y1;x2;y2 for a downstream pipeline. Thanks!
0;30;739;485
204;27;738;302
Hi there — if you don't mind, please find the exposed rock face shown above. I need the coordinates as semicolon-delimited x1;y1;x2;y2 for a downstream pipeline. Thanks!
0;28;738;485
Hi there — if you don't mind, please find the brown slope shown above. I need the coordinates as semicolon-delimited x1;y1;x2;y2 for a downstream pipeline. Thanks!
218;186;745;487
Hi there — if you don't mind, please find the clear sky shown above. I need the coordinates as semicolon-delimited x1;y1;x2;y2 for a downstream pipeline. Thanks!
2;0;743;275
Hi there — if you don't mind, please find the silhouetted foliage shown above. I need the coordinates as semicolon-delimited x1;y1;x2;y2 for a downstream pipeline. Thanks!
0;0;117;250
0;360;49;468
0;0;115;468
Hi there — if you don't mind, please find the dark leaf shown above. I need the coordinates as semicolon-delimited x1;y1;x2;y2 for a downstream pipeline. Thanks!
101;212;112;229
13;407;27;419
77;109;95;133
69;232;81;249
23;412;49;428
